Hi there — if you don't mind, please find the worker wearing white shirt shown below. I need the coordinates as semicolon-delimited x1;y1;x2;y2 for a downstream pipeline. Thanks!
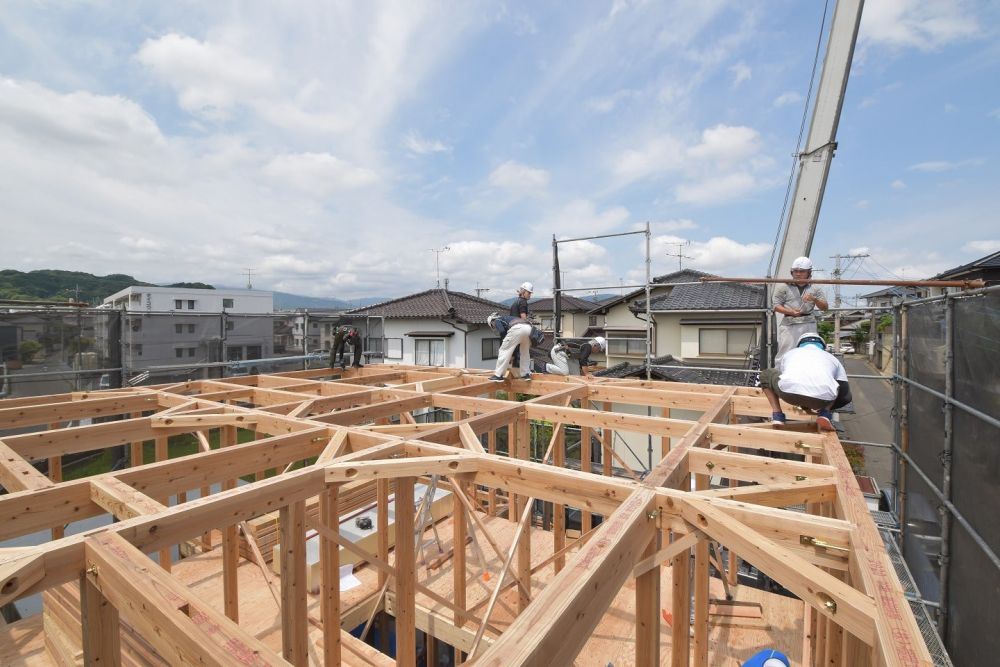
759;332;851;430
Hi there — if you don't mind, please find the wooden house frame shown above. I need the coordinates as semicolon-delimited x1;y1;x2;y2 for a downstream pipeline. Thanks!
0;365;932;666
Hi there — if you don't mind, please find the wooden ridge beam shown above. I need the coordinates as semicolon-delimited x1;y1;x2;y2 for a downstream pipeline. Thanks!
324;455;479;482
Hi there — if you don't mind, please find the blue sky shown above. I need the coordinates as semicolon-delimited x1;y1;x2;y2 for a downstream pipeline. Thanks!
1;1;997;302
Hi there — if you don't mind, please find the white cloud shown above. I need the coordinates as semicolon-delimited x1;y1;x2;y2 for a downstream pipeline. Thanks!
488;160;550;193
729;61;751;86
136;34;275;119
650;219;698;234
612;135;686;183
907;159;983;172
849;246;871;256
686;124;761;164
891;179;907;190
962;240;1000;255
860;0;980;52
402;130;451;155
650;234;771;275
773;91;803;108
263;152;378;193
676;172;756;205
546;199;630;237
586;89;638;114
120;236;160;250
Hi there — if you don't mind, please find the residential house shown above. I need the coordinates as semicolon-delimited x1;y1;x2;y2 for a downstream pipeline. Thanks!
859;286;928;310
529;294;601;338
928;250;1000;296
347;289;506;369
98;286;274;375
589;269;765;371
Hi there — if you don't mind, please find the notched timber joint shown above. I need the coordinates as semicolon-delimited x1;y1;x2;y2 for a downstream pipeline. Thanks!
800;535;849;553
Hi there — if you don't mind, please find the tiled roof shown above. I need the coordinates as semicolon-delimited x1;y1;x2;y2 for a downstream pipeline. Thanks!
930;250;1000;280
858;286;925;300
633;275;764;312
595;354;753;386
347;289;506;324
528;295;597;312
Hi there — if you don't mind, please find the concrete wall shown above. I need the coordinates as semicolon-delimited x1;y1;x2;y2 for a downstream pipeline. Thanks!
105;286;273;314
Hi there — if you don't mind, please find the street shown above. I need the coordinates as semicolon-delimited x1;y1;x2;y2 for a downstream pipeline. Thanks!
839;356;895;487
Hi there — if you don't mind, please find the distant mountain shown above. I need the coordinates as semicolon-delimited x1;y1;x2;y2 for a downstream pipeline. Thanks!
271;292;387;310
0;269;212;305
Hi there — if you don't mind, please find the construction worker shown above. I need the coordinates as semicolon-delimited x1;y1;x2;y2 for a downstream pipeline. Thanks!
760;332;851;431
486;313;532;381
577;336;607;376
345;327;363;368
330;326;347;368
772;256;827;362
510;282;533;318
536;341;570;376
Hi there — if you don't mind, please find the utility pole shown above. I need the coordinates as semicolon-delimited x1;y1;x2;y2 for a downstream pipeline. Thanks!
665;241;693;271
830;252;868;350
429;246;450;288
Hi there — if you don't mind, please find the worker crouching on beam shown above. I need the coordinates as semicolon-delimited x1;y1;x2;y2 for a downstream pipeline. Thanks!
759;333;852;431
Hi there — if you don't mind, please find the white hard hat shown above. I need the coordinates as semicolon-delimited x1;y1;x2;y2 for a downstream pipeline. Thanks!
519;281;533;293
791;256;813;271
797;332;825;348
593;336;607;350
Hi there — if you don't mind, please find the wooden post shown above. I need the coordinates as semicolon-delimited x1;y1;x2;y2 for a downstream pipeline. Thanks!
222;424;239;621
670;543;691;667
280;500;308;666
553;422;566;573
154;435;171;571
81;569;121;666
453;479;467;624
487;428;497;515
602;402;613;477
395;477;416;666
693;474;710;667
514;416;529;522
581;425;592;532
48;421;65;540
636;532;660;666
320;485;342;666
517;506;532;613
660;407;671;461
377;478;390;589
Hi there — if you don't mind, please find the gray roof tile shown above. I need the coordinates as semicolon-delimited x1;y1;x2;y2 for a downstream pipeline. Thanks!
347;289;506;324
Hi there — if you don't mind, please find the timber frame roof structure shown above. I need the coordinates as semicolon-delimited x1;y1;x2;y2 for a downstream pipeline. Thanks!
0;364;932;666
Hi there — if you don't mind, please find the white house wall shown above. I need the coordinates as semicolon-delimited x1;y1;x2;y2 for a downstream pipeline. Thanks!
373;318;498;370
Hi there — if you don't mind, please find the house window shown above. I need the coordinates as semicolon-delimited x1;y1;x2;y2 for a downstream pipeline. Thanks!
414;339;445;366
385;338;403;360
188;324;195;333
589;315;598;326
222;298;234;309
174;299;183;310
187;300;196;309
698;328;754;356
187;347;196;357
608;333;646;356
175;323;184;334
539;317;554;331
129;319;142;332
227;346;243;361
482;337;501;360
175;348;184;358
246;345;262;360
226;321;235;331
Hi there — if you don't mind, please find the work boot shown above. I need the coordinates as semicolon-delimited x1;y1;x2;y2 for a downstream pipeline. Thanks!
771;411;786;427
816;409;835;431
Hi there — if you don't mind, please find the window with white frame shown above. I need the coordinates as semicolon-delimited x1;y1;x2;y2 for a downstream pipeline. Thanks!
539;317;554;331
482;337;501;360
385;338;403;359
698;328;754;356
608;332;646;356
414;338;445;366
222;298;234;309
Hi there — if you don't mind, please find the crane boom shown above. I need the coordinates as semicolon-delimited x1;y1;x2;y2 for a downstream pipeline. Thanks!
773;0;865;277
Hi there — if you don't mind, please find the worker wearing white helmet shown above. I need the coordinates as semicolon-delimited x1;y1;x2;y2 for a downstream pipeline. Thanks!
772;256;828;362
759;332;851;431
577;336;607;376
510;281;533;319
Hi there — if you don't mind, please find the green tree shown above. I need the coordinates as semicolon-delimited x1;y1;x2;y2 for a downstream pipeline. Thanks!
18;340;42;363
817;320;834;343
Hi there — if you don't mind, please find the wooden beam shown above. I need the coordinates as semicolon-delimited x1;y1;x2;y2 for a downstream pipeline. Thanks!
686;448;835;484
678;497;876;645
0;440;54;492
90;477;167;519
82;532;285;666
323;455;478;482
80;567;121;667
635;532;660;667
693;478;838;507
320;486;341;666
150;414;258;429
473;488;657;665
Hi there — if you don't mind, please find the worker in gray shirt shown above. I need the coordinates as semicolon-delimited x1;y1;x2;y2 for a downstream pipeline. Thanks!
772;256;827;362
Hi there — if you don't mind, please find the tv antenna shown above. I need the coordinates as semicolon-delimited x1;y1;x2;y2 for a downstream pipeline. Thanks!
429;246;450;288
243;267;255;290
665;241;693;270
